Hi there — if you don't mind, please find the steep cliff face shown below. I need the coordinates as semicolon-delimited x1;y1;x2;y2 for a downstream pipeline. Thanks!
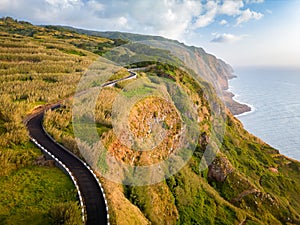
193;46;234;90
190;46;251;115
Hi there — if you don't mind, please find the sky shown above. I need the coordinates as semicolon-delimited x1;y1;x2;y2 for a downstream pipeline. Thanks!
0;0;299;68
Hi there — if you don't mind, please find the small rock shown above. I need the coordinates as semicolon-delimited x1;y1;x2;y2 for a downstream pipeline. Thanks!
33;155;55;167
269;167;278;173
208;155;234;182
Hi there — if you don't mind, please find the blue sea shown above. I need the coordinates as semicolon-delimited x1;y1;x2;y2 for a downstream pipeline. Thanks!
228;66;300;161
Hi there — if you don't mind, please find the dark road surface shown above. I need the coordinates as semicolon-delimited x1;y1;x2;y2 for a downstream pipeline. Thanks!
27;109;108;225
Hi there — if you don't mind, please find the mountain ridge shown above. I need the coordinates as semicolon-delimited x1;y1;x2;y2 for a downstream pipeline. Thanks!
58;25;251;115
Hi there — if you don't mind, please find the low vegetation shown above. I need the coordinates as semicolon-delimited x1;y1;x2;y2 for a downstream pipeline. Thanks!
0;166;79;225
43;60;300;224
0;17;114;224
2;17;300;225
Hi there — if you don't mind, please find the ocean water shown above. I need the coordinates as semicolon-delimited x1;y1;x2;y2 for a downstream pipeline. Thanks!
228;66;300;161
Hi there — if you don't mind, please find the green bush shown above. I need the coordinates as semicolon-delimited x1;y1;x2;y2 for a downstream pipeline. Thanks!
48;202;82;225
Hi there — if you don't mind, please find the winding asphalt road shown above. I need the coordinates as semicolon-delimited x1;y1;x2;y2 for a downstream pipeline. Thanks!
27;108;108;225
26;70;139;224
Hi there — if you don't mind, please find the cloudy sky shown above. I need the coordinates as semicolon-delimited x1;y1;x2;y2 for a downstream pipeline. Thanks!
1;0;299;67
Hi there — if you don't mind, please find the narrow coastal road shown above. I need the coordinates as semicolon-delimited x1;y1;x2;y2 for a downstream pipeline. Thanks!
27;110;108;225
25;70;139;224
102;69;137;87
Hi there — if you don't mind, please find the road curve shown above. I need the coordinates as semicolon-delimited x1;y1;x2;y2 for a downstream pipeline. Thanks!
25;70;139;224
27;109;108;225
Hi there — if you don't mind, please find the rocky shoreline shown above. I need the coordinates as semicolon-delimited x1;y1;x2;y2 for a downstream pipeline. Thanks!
223;90;252;115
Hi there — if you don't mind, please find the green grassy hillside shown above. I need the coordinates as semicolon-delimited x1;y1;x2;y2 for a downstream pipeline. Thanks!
44;64;300;224
1;17;300;225
0;17;119;224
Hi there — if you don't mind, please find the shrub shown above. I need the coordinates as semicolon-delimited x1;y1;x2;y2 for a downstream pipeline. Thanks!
48;202;82;225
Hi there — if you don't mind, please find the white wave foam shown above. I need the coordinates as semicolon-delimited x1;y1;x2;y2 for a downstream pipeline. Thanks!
228;86;256;117
233;96;256;117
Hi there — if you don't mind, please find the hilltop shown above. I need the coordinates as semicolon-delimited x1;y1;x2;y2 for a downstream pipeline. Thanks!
0;17;300;225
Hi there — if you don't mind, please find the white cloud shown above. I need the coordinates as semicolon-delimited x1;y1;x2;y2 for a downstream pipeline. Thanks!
219;0;244;16
104;0;202;40
0;0;10;10
236;8;263;25
211;33;243;43
0;0;264;41
219;19;228;25
194;14;215;28
245;0;264;3
86;0;104;11
118;16;128;27
45;0;83;10
192;1;216;28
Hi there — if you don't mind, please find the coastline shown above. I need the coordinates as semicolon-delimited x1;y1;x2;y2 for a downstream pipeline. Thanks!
227;84;255;117
223;88;252;116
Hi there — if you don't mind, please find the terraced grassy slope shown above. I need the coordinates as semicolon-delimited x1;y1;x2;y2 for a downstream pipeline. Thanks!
0;17;119;224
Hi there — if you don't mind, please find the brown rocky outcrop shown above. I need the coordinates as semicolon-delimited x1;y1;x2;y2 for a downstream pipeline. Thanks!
223;91;251;115
208;155;234;182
